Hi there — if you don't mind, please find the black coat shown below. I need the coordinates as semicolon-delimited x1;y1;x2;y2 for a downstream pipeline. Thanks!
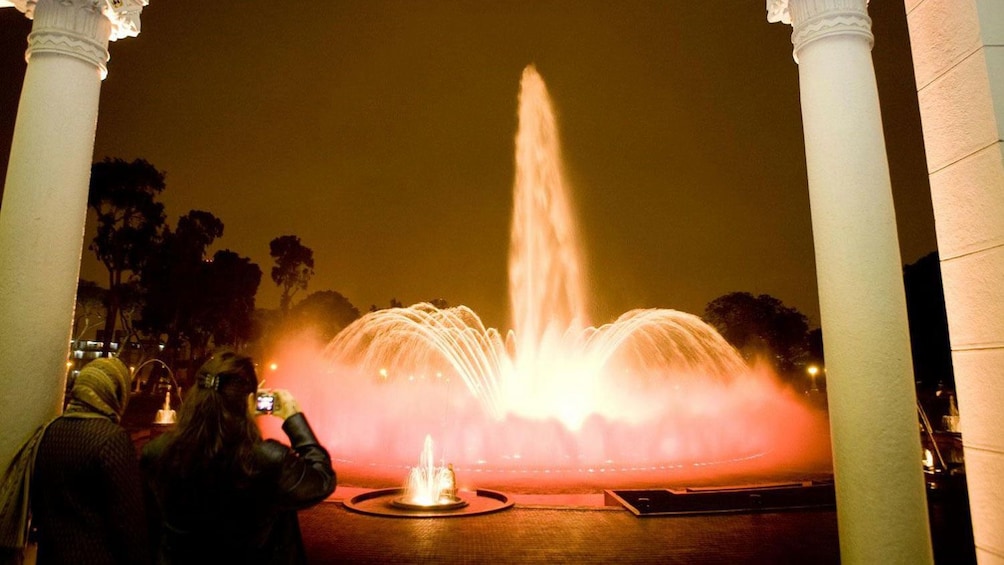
141;413;335;565
32;417;150;565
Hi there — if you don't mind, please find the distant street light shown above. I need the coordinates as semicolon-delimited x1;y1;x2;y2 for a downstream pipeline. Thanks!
807;365;820;392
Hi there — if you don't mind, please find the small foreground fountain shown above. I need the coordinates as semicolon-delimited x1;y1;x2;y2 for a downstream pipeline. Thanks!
343;434;513;518
392;435;466;510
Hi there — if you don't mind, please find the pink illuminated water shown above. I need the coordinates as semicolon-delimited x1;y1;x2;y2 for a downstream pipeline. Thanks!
265;66;829;487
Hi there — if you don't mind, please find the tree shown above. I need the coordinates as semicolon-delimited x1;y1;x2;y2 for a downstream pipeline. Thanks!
903;252;954;390
703;292;810;375
286;290;361;344
269;235;314;314
72;279;107;348
369;298;407;312
194;249;262;354
806;327;824;365
88;158;167;354
114;280;145;355
138;210;225;365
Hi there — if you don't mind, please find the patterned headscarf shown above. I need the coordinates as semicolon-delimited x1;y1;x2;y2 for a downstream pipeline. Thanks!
64;357;132;423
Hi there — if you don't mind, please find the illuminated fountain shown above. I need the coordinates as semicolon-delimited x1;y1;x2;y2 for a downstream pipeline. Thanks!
273;66;829;487
392;435;466;510
343;433;512;518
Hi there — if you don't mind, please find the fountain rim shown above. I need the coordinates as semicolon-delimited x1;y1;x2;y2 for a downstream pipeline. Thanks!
390;495;469;511
343;487;514;518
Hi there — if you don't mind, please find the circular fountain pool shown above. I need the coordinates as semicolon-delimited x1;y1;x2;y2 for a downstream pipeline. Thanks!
344;488;512;518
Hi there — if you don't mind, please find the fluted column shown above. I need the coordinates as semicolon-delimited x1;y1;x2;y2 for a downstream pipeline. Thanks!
0;0;147;469
768;0;933;563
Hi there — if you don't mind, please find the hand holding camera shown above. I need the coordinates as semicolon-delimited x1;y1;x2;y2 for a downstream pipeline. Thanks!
255;388;301;420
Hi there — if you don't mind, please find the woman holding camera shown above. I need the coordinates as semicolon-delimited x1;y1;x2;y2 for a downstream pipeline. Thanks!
141;349;335;565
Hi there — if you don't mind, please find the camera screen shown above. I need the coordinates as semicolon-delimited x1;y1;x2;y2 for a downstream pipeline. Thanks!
256;393;275;413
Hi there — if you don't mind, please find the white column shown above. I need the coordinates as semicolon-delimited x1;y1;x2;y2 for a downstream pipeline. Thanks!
0;0;147;469
768;1;933;563
903;1;1004;562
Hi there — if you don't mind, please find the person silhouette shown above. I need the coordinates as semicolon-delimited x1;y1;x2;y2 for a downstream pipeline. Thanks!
142;349;335;564
31;356;150;564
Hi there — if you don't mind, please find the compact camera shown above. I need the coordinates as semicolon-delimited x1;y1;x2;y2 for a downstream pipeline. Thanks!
255;392;276;414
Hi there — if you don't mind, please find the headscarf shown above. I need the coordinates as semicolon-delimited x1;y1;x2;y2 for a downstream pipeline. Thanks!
63;357;132;423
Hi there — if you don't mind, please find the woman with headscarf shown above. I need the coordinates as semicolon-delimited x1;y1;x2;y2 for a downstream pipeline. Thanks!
31;356;150;564
141;349;335;565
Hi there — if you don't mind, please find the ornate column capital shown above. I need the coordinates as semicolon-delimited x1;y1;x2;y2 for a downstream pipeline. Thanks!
767;0;873;63
767;0;794;25
2;0;148;79
104;0;148;41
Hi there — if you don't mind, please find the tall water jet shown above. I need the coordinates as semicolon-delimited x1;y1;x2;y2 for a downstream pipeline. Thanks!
271;66;829;486
509;66;588;360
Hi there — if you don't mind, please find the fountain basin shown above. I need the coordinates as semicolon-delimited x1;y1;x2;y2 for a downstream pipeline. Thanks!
344;488;513;518
391;495;468;511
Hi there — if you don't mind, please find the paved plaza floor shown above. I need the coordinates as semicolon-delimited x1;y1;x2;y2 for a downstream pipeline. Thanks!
299;497;840;564
297;484;974;564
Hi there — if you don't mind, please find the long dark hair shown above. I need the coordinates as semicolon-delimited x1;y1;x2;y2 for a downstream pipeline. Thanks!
159;349;262;482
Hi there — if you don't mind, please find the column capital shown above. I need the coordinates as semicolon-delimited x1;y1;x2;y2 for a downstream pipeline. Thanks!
767;0;794;24
2;0;148;78
767;0;873;63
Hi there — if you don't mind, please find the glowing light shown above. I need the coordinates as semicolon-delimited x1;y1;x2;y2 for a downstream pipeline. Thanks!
807;365;821;392
269;362;279;372
923;449;934;470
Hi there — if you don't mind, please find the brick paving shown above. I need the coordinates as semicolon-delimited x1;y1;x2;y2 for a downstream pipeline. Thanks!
298;484;975;564
299;499;840;564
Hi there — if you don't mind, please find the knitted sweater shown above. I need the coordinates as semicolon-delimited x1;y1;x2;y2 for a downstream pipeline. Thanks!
31;417;149;565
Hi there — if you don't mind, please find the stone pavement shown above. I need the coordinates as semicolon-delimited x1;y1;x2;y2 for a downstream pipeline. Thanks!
299;497;840;564
298;485;975;564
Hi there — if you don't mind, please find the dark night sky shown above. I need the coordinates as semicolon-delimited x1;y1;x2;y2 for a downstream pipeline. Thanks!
0;2;936;331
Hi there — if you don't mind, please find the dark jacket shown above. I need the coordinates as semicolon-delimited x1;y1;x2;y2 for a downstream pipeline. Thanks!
31;417;150;565
141;413;335;565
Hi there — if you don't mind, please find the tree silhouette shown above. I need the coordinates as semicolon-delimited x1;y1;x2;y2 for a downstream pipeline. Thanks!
703;292;810;375
428;298;449;309
367;298;405;312
138;210;225;365
903;252;954;390
269;235;314;314
72;279;107;349
196;249;262;354
287;290;361;344
88;158;166;354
